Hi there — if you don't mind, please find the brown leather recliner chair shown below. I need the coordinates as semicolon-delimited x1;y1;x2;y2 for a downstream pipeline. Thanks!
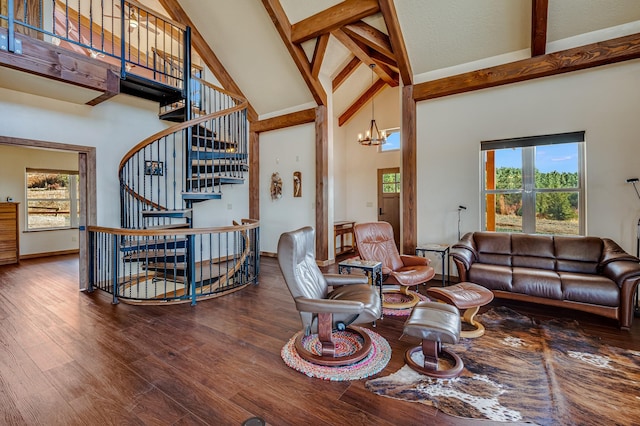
354;221;435;309
278;226;382;366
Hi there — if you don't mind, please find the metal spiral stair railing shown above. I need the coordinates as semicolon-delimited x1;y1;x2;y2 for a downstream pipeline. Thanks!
97;81;258;304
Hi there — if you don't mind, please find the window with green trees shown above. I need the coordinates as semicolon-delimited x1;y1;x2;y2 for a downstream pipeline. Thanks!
481;132;585;235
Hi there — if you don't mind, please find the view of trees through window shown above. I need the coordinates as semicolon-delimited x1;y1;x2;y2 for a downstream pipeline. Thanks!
26;171;79;230
482;134;584;235
382;172;400;193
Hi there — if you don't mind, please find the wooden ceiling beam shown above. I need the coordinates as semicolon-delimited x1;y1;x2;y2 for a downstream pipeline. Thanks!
332;28;398;87
262;0;327;106
290;0;379;44
338;78;386;126
332;56;361;92
378;0;413;85
158;0;258;121
369;49;398;70
251;108;316;133
531;0;549;56
413;32;640;102
342;21;395;61
311;34;330;78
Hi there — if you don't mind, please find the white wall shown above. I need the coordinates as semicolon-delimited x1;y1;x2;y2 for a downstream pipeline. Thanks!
259;124;316;253
340;85;401;224
0;87;250;238
416;60;640;255
0;88;169;227
0;145;79;256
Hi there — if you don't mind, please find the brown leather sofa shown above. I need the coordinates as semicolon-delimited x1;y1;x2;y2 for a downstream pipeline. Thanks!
449;232;640;329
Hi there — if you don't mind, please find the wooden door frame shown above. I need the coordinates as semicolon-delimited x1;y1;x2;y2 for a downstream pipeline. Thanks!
0;136;97;290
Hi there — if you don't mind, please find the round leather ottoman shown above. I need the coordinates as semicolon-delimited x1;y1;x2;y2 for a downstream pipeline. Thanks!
426;282;494;338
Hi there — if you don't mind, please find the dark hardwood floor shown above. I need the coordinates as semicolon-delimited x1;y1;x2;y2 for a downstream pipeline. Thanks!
1;254;638;425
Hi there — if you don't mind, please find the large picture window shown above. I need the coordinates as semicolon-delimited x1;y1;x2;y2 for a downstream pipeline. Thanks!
481;132;585;235
26;169;79;230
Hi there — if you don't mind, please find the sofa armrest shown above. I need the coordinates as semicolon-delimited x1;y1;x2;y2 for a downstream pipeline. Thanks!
449;233;478;272
324;273;368;286
600;238;640;269
400;254;429;266
602;260;640;287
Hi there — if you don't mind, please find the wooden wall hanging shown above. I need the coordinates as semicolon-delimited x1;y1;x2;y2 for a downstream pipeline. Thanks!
293;171;302;197
270;172;283;200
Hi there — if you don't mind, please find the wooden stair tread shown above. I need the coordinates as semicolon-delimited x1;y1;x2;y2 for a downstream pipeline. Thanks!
141;209;192;219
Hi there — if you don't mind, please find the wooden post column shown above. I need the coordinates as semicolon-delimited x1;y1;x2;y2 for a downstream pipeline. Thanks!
401;85;417;255
315;105;329;261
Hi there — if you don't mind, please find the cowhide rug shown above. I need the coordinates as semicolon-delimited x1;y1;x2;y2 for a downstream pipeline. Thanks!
366;306;640;425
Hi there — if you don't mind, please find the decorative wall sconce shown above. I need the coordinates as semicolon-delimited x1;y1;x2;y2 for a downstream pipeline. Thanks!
293;171;302;197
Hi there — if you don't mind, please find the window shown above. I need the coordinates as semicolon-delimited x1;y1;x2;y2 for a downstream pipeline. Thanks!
481;132;585;235
382;170;401;193
380;128;400;152
26;169;79;230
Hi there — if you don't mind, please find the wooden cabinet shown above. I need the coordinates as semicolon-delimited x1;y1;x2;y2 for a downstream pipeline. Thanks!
0;203;20;265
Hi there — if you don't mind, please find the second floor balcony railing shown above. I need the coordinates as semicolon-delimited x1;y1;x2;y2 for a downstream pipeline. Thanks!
0;0;189;96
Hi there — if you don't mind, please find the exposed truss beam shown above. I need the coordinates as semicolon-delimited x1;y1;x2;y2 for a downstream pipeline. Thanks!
338;78;386;126
311;34;330;78
413;33;640;102
251;108;316;133
290;0;379;44
531;0;549;56
332;56;361;92
158;0;258;121
342;21;394;61
332;28;398;86
379;0;413;85
262;0;327;106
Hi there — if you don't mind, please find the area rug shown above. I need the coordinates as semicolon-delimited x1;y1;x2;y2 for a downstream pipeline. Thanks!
366;307;640;425
281;327;391;381
383;292;429;317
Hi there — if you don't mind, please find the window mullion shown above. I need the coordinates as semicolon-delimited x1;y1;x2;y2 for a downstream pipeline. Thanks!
522;147;536;233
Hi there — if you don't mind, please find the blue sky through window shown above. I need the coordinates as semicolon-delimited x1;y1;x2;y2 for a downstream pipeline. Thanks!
381;130;400;151
495;143;578;173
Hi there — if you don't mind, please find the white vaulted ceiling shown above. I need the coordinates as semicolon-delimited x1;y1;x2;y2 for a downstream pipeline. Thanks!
171;0;640;118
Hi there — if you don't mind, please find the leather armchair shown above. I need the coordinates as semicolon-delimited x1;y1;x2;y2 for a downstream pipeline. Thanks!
354;221;435;309
278;226;382;366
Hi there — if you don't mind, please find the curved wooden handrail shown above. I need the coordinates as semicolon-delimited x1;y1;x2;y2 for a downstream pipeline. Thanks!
119;101;248;172
89;218;258;237
191;76;247;104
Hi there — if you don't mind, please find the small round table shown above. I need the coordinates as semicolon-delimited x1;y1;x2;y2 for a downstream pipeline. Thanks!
426;282;494;338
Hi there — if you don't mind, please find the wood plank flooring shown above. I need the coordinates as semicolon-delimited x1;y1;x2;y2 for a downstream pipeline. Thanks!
0;254;638;425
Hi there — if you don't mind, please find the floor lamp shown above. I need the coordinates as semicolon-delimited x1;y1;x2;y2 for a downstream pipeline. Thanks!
457;205;466;241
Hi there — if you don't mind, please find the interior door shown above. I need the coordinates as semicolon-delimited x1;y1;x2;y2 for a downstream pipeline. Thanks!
377;168;400;248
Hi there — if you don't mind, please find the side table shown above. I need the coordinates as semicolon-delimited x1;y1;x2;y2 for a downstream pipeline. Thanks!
338;258;383;318
416;243;450;287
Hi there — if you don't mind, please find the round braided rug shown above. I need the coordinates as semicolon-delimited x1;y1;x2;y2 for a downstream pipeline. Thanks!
281;327;391;381
382;291;429;317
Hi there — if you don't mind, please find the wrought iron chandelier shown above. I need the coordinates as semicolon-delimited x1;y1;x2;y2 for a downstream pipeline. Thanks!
358;64;387;146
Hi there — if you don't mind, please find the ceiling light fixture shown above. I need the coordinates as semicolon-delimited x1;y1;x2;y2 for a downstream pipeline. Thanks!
358;64;386;146
128;11;139;28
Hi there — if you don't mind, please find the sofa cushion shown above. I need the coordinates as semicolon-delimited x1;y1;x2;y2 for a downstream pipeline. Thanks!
560;272;620;307
513;267;562;299
468;264;512;291
511;234;556;270
474;232;512;266
555;236;602;274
